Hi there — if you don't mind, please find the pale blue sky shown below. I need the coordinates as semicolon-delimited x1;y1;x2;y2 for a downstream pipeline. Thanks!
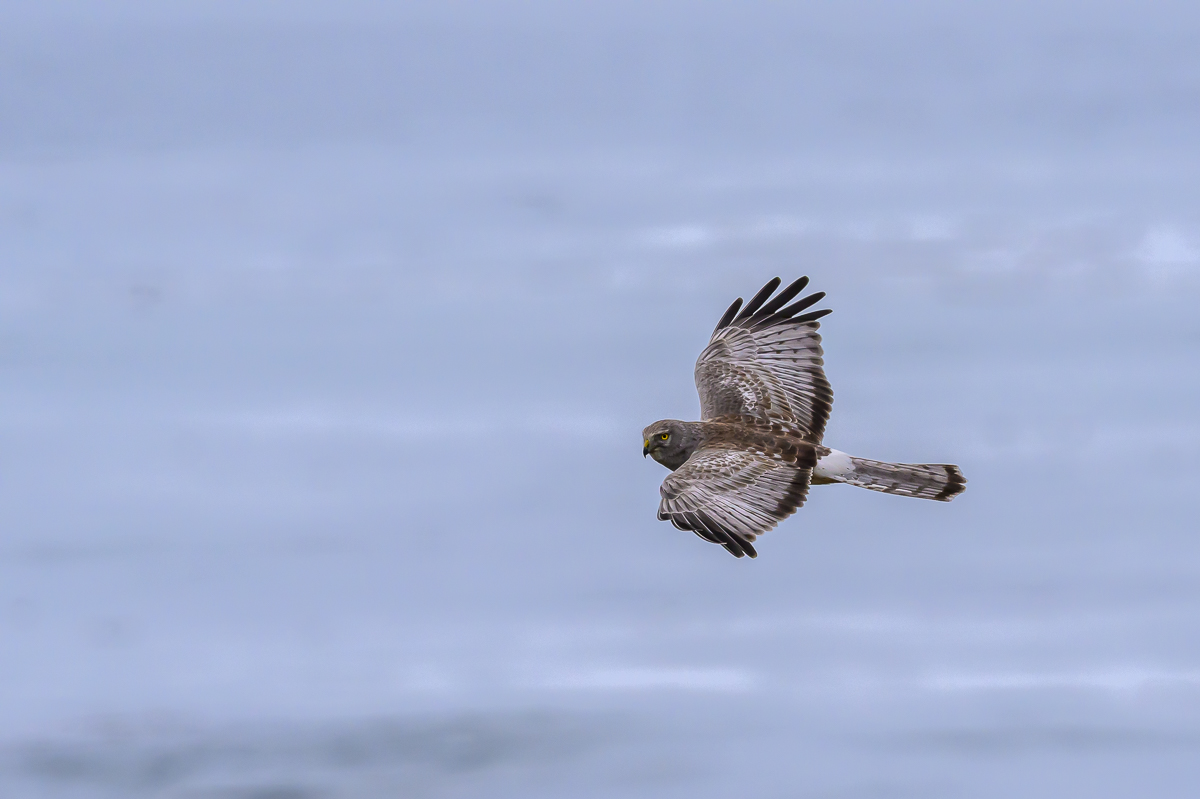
1;2;1199;796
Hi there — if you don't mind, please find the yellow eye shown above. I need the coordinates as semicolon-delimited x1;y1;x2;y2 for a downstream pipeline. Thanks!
660;433;670;440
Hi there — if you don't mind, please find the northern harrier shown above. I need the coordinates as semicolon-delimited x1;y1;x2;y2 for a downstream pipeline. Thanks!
643;276;965;558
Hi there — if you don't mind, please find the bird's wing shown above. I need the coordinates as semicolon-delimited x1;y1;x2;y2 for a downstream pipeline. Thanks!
695;277;833;442
657;445;813;558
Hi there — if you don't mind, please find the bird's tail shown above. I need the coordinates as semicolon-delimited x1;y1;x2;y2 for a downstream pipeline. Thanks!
814;450;966;501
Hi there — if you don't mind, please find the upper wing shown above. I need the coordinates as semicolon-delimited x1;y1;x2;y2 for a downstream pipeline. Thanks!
695;277;833;442
657;445;813;558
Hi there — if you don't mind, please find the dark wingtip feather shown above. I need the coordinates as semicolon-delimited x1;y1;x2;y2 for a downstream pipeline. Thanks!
791;308;833;325
678;509;757;558
696;515;743;558
772;290;826;320
713;297;743;332
748;276;810;322
734;277;781;321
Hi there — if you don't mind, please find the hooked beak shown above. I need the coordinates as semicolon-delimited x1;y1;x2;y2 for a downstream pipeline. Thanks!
643;439;650;457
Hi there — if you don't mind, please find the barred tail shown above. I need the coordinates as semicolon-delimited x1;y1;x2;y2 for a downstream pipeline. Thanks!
814;450;966;501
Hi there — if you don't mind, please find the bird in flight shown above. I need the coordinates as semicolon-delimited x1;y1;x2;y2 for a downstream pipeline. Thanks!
643;276;965;558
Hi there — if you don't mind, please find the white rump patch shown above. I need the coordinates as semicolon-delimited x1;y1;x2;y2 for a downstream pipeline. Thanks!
814;448;855;480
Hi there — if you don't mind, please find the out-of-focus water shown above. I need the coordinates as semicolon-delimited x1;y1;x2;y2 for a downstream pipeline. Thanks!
2;2;1199;796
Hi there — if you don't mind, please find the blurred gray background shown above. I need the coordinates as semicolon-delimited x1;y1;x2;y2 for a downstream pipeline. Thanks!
2;1;1199;796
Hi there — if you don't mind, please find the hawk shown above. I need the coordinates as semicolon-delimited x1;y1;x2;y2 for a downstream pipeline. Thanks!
643;276;965;558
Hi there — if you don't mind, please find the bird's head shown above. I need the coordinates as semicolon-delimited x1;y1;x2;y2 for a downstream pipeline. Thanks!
642;420;702;471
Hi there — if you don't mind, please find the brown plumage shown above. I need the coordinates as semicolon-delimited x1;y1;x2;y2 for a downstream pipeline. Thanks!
643;277;966;559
